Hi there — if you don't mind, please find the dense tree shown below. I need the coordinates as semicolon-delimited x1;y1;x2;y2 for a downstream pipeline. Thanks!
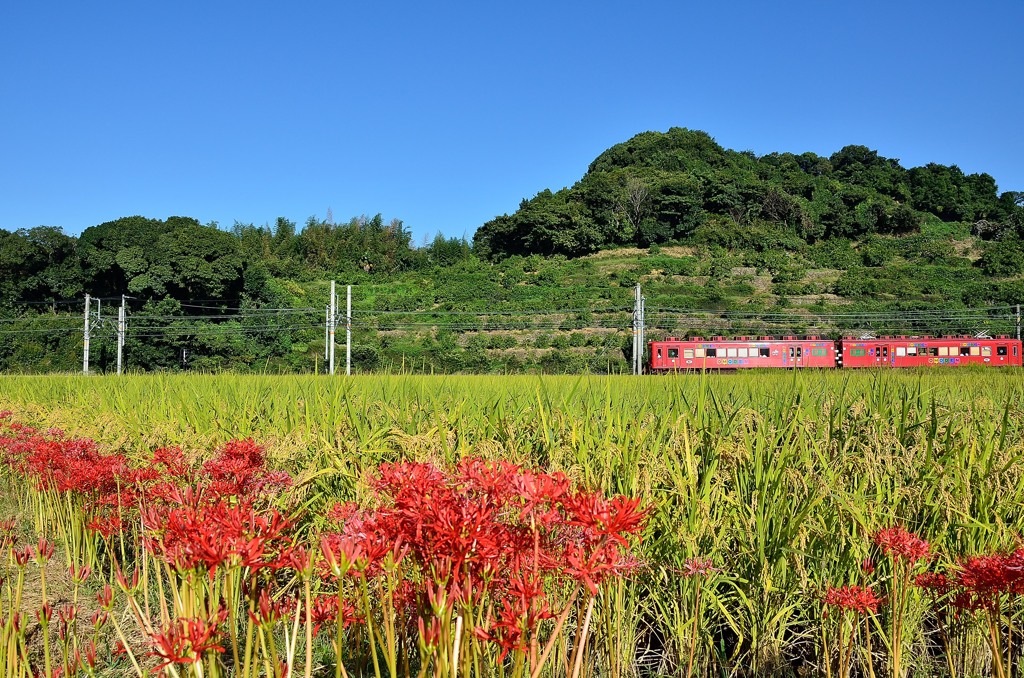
0;227;82;305
829;145;910;202
475;190;602;259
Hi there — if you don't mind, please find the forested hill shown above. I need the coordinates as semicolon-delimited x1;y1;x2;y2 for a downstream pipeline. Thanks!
4;128;1024;374
473;127;1024;259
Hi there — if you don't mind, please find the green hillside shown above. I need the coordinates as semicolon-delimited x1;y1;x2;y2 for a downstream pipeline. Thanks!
2;129;1023;374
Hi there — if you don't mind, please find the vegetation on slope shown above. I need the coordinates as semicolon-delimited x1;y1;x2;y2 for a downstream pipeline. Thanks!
2;129;1024;373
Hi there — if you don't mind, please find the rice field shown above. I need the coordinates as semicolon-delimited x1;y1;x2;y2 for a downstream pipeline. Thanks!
3;370;1024;677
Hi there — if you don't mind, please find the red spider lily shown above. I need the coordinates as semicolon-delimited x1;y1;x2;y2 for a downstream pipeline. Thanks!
303;594;362;636
563;492;649;545
202;439;292;499
68;564;91;584
115;567;141;594
97;584;114;610
475;599;529;660
418;615;446;651
36;603;53;625
57;604;77;625
270;543;311;573
873;526;930;564
458;457;522;493
563;540;640;595
320;533;366;576
249;589;292;626
34;536;54;564
326;501;359;525
85;514;123;538
823;585;882;614
13;547;31;567
950;550;1024;610
915;571;953;595
513;467;570;505
681;557;719;578
862;558;875;575
91;610;109;630
142;489;292;572
7;613;21;634
149;617;226;670
152;446;193;479
75;640;98;670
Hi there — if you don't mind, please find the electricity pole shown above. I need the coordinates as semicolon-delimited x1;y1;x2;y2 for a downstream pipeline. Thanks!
83;294;91;375
116;295;133;375
346;285;352;376
329;281;336;375
632;283;645;375
324;304;330;372
117;298;125;375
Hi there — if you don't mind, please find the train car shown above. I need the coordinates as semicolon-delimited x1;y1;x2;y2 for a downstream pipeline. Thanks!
838;336;1023;368
648;336;837;371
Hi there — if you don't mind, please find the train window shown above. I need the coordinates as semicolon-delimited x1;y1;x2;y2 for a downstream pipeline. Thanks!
998;346;1008;356
929;347;939;356
683;349;694;359
706;348;717;357
789;348;795;358
960;346;971;356
896;347;906;357
667;348;679;358
983;346;992;356
812;348;827;357
657;348;662;359
851;348;864;357
970;347;980;356
759;348;770;358
695;348;705;358
1015;346;1018;357
738;348;748;358
938;347;949;357
907;346;917;355
724;348;734;357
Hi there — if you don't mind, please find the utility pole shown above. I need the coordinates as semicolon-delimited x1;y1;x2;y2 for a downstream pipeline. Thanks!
632;287;637;375
83;294;91;375
346;285;352;376
640;286;646;373
1017;304;1021;341
324;305;330;372
329;281;336;375
632;283;645;375
116;294;133;375
117;297;125;375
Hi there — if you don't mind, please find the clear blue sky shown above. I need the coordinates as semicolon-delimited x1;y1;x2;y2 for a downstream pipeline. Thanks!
2;0;1022;243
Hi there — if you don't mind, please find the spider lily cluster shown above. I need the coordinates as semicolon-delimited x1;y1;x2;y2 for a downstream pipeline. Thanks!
820;526;1024;678
0;413;649;678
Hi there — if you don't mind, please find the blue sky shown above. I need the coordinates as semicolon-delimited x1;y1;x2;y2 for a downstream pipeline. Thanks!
2;0;1022;243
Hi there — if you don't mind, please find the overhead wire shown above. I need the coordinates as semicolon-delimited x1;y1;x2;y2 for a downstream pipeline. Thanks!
0;298;1019;341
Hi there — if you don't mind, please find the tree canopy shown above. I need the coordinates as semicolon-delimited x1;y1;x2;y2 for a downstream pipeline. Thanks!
474;128;1021;259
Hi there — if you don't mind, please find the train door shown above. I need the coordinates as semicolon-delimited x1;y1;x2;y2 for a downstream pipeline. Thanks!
880;344;892;367
788;344;804;368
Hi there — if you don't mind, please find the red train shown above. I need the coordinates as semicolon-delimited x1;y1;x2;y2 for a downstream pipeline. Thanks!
649;335;1023;371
